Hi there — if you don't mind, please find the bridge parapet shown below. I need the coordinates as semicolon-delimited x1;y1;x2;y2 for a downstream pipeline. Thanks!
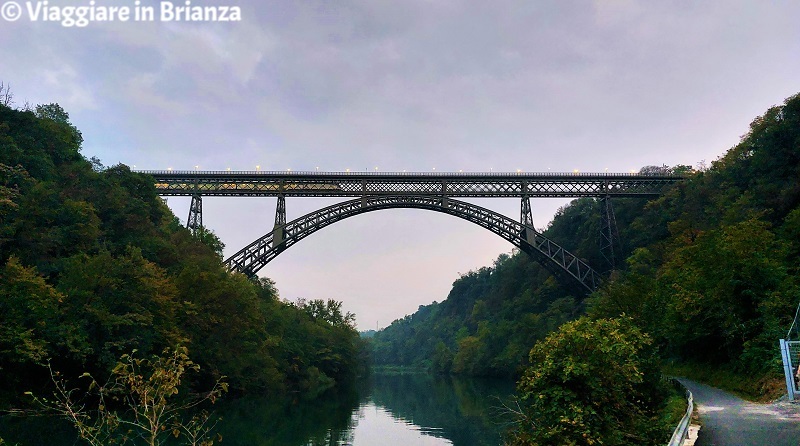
138;170;683;198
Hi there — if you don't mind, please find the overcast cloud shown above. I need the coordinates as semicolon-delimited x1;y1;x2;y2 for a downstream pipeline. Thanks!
2;0;799;329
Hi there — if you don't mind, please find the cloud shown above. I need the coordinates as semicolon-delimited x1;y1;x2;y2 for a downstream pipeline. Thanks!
41;64;98;111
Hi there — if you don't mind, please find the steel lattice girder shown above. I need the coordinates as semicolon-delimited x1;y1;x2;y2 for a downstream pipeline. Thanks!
187;194;202;234
224;195;600;293
141;171;683;198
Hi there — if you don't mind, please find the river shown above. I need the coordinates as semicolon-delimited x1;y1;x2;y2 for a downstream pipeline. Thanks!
0;372;516;446
216;372;516;446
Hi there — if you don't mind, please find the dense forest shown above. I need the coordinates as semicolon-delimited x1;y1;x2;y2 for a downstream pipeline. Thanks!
0;102;366;412
372;93;800;441
370;189;671;376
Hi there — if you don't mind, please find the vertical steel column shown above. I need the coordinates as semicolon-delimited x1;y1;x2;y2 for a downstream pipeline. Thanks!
273;194;286;245
520;194;534;244
187;193;203;235
600;194;620;272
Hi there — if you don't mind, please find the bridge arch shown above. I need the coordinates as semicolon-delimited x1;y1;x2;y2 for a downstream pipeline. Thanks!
224;196;600;293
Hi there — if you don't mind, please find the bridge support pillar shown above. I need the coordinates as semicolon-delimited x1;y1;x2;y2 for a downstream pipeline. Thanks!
600;195;620;272
520;195;535;244
273;195;286;245
187;193;202;235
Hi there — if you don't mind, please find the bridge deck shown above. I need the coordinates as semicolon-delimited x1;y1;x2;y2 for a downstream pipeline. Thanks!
138;170;683;198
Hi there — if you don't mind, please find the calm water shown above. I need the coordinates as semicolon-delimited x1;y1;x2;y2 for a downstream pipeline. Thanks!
216;372;515;446
0;372;515;445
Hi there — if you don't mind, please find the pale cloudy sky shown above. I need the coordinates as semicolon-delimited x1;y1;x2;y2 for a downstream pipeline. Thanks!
2;0;799;329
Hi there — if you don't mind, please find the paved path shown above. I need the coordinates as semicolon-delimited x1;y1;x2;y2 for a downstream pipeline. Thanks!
677;378;800;446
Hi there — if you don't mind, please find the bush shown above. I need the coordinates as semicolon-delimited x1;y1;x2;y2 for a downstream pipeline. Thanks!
507;317;669;446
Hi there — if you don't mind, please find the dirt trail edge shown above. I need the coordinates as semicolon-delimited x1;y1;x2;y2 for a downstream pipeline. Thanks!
677;378;800;446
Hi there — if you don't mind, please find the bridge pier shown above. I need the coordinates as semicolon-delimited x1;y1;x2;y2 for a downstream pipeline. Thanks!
273;195;286;245
520;195;535;244
599;195;620;272
187;193;202;235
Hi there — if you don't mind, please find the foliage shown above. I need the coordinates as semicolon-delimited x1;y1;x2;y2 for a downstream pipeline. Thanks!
371;196;649;377
193;227;225;259
0;101;366;417
374;92;800;402
591;92;800;384
506;317;669;446
26;347;227;446
0;256;64;365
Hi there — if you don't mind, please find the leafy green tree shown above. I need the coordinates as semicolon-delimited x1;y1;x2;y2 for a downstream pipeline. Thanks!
452;336;486;375
658;218;792;369
0;257;64;367
34;103;83;150
432;341;454;374
507;317;668;446
194;227;225;259
57;248;181;369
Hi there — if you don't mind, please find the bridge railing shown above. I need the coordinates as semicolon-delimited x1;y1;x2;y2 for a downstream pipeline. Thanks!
136;169;685;178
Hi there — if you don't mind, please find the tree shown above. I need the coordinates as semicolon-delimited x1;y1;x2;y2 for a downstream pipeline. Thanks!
507;317;668;446
57;248;181;369
34;103;84;150
0;257;64;365
0;82;13;107
432;341;453;374
657;218;792;369
194;227;225;259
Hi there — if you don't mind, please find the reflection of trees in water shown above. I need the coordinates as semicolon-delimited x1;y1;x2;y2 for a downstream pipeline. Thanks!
198;373;513;446
369;373;515;446
0;416;75;446
215;380;364;446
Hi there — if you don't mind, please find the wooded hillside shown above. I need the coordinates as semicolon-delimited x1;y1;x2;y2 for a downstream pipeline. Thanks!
372;93;800;391
0;103;365;405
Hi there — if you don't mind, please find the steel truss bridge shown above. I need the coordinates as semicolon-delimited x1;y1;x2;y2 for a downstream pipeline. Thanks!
140;170;684;294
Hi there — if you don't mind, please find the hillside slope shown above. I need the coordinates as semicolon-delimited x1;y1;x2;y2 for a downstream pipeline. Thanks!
372;93;800;391
0;103;364;404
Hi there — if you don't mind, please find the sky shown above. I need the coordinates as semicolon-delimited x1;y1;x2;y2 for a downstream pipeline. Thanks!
2;0;799;330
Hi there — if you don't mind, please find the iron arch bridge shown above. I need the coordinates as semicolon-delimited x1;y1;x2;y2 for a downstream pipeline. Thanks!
139;170;684;294
224;195;600;293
